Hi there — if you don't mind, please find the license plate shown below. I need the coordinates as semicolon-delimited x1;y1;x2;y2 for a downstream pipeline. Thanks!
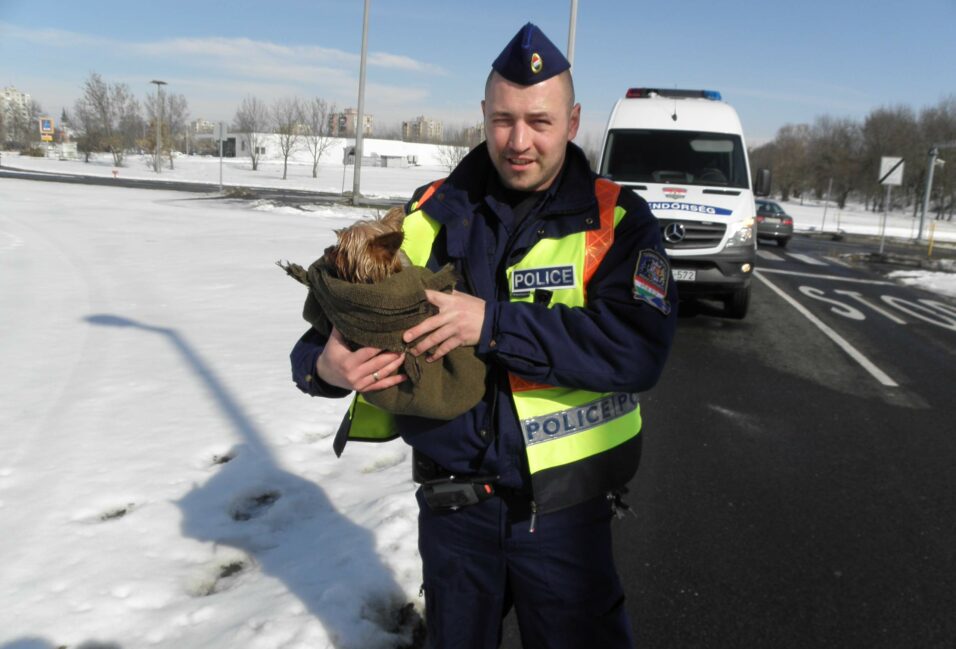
673;269;697;281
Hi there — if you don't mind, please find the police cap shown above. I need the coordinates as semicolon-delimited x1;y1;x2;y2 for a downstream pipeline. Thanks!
491;22;570;86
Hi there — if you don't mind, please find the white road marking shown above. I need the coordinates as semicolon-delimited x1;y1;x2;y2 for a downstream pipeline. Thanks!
755;272;899;387
787;252;829;266
756;267;895;285
833;290;907;324
824;256;852;268
881;296;956;331
757;249;784;261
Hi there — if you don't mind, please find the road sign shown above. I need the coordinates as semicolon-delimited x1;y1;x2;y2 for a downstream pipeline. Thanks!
879;156;904;186
214;122;227;140
39;117;54;134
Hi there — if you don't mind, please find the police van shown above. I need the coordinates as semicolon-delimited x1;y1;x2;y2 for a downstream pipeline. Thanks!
598;88;770;318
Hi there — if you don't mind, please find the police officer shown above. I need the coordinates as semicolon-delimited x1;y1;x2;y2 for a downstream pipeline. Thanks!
291;23;677;649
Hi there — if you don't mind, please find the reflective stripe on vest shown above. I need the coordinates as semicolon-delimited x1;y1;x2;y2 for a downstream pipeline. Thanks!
500;179;642;476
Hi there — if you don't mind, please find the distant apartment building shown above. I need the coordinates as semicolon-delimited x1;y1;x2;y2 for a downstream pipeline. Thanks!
190;118;216;134
328;108;373;137
402;115;443;143
461;121;485;147
1;86;33;136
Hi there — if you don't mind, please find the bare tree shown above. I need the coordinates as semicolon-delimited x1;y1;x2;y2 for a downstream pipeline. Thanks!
1;97;44;149
435;126;474;171
860;106;920;213
809;116;863;209
273;97;303;180
772;123;811;202
435;144;468;171
919;97;956;221
234;95;269;171
73;72;141;166
303;98;335;179
145;91;189;170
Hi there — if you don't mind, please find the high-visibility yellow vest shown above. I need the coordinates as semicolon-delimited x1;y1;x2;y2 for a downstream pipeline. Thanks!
334;179;643;505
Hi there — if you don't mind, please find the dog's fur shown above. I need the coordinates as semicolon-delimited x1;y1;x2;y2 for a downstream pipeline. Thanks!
323;206;410;283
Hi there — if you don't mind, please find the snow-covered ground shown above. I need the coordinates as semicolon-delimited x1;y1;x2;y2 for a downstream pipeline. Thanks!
1;141;453;201
1;157;954;648
0;179;423;648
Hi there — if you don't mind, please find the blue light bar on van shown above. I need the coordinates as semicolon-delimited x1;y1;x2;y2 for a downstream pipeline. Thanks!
625;88;722;101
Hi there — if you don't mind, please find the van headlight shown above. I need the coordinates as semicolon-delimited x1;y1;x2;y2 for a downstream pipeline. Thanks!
726;219;755;247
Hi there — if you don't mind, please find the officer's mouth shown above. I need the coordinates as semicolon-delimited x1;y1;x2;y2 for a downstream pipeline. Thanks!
506;157;534;172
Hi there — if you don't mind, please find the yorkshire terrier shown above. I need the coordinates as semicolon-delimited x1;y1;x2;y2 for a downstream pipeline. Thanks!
322;206;410;283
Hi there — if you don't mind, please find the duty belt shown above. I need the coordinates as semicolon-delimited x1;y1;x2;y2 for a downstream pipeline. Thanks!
413;450;499;511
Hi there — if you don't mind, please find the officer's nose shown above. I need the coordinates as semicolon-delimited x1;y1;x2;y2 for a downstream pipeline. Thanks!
508;121;530;153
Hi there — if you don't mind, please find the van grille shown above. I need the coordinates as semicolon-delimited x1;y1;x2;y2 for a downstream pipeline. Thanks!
657;219;726;250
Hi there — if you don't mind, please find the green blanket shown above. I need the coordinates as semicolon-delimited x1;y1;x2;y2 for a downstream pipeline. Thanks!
280;258;487;420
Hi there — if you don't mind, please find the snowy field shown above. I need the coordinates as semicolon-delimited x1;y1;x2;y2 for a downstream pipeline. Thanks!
1;156;955;648
1;179;423;648
1;140;453;201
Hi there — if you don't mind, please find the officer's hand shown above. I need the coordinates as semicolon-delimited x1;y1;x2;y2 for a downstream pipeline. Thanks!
317;328;406;393
403;289;485;362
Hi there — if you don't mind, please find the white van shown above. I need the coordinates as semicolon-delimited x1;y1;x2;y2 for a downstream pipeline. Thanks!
598;88;769;319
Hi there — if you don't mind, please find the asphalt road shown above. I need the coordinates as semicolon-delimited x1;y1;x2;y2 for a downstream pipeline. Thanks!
503;235;956;648
624;236;955;649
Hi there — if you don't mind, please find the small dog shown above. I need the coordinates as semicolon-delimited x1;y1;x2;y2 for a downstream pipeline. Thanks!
323;206;410;283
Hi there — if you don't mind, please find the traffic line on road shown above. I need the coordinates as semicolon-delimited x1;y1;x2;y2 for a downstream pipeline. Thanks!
754;271;899;387
824;256;852;268
757;249;784;262
833;290;908;324
787;252;829;266
756;267;895;285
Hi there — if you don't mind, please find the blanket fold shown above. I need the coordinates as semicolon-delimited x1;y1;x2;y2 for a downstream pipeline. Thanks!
280;258;487;420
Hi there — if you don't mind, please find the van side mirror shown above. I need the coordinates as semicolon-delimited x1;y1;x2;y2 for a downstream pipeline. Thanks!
754;169;771;197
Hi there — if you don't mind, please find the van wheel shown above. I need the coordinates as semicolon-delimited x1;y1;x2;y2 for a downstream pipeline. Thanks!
724;286;750;319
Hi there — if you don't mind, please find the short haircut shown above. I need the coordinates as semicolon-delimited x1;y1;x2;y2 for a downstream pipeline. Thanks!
484;69;576;110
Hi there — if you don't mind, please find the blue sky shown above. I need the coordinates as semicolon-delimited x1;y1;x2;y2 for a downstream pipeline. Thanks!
1;0;954;145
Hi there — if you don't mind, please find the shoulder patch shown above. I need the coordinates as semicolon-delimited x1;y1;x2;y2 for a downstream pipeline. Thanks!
633;249;671;315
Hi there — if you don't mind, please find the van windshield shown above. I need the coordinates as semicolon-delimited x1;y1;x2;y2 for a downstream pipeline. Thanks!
601;129;749;189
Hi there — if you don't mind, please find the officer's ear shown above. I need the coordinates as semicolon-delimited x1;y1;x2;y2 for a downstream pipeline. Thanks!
568;103;581;141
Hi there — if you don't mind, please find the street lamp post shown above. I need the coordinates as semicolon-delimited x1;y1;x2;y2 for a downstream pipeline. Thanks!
150;80;167;173
567;0;579;66
352;0;370;204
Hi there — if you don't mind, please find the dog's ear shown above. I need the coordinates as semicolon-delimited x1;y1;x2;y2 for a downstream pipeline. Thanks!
381;206;406;230
321;244;342;276
369;230;404;256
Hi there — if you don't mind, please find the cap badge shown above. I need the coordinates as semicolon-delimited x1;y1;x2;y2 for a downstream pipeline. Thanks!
530;52;543;74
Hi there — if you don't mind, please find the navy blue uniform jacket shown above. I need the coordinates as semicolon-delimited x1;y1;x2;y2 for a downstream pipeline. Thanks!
291;142;677;510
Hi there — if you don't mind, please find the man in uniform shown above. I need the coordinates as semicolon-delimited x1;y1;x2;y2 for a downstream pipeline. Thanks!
291;23;677;649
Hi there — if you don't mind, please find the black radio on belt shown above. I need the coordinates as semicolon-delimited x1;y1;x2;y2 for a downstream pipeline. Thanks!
413;450;499;511
421;476;499;511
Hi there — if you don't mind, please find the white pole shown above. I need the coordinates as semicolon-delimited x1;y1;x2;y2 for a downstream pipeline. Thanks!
352;0;370;203
567;0;579;66
218;122;224;193
918;147;938;241
821;177;832;232
150;80;167;173
879;184;892;255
